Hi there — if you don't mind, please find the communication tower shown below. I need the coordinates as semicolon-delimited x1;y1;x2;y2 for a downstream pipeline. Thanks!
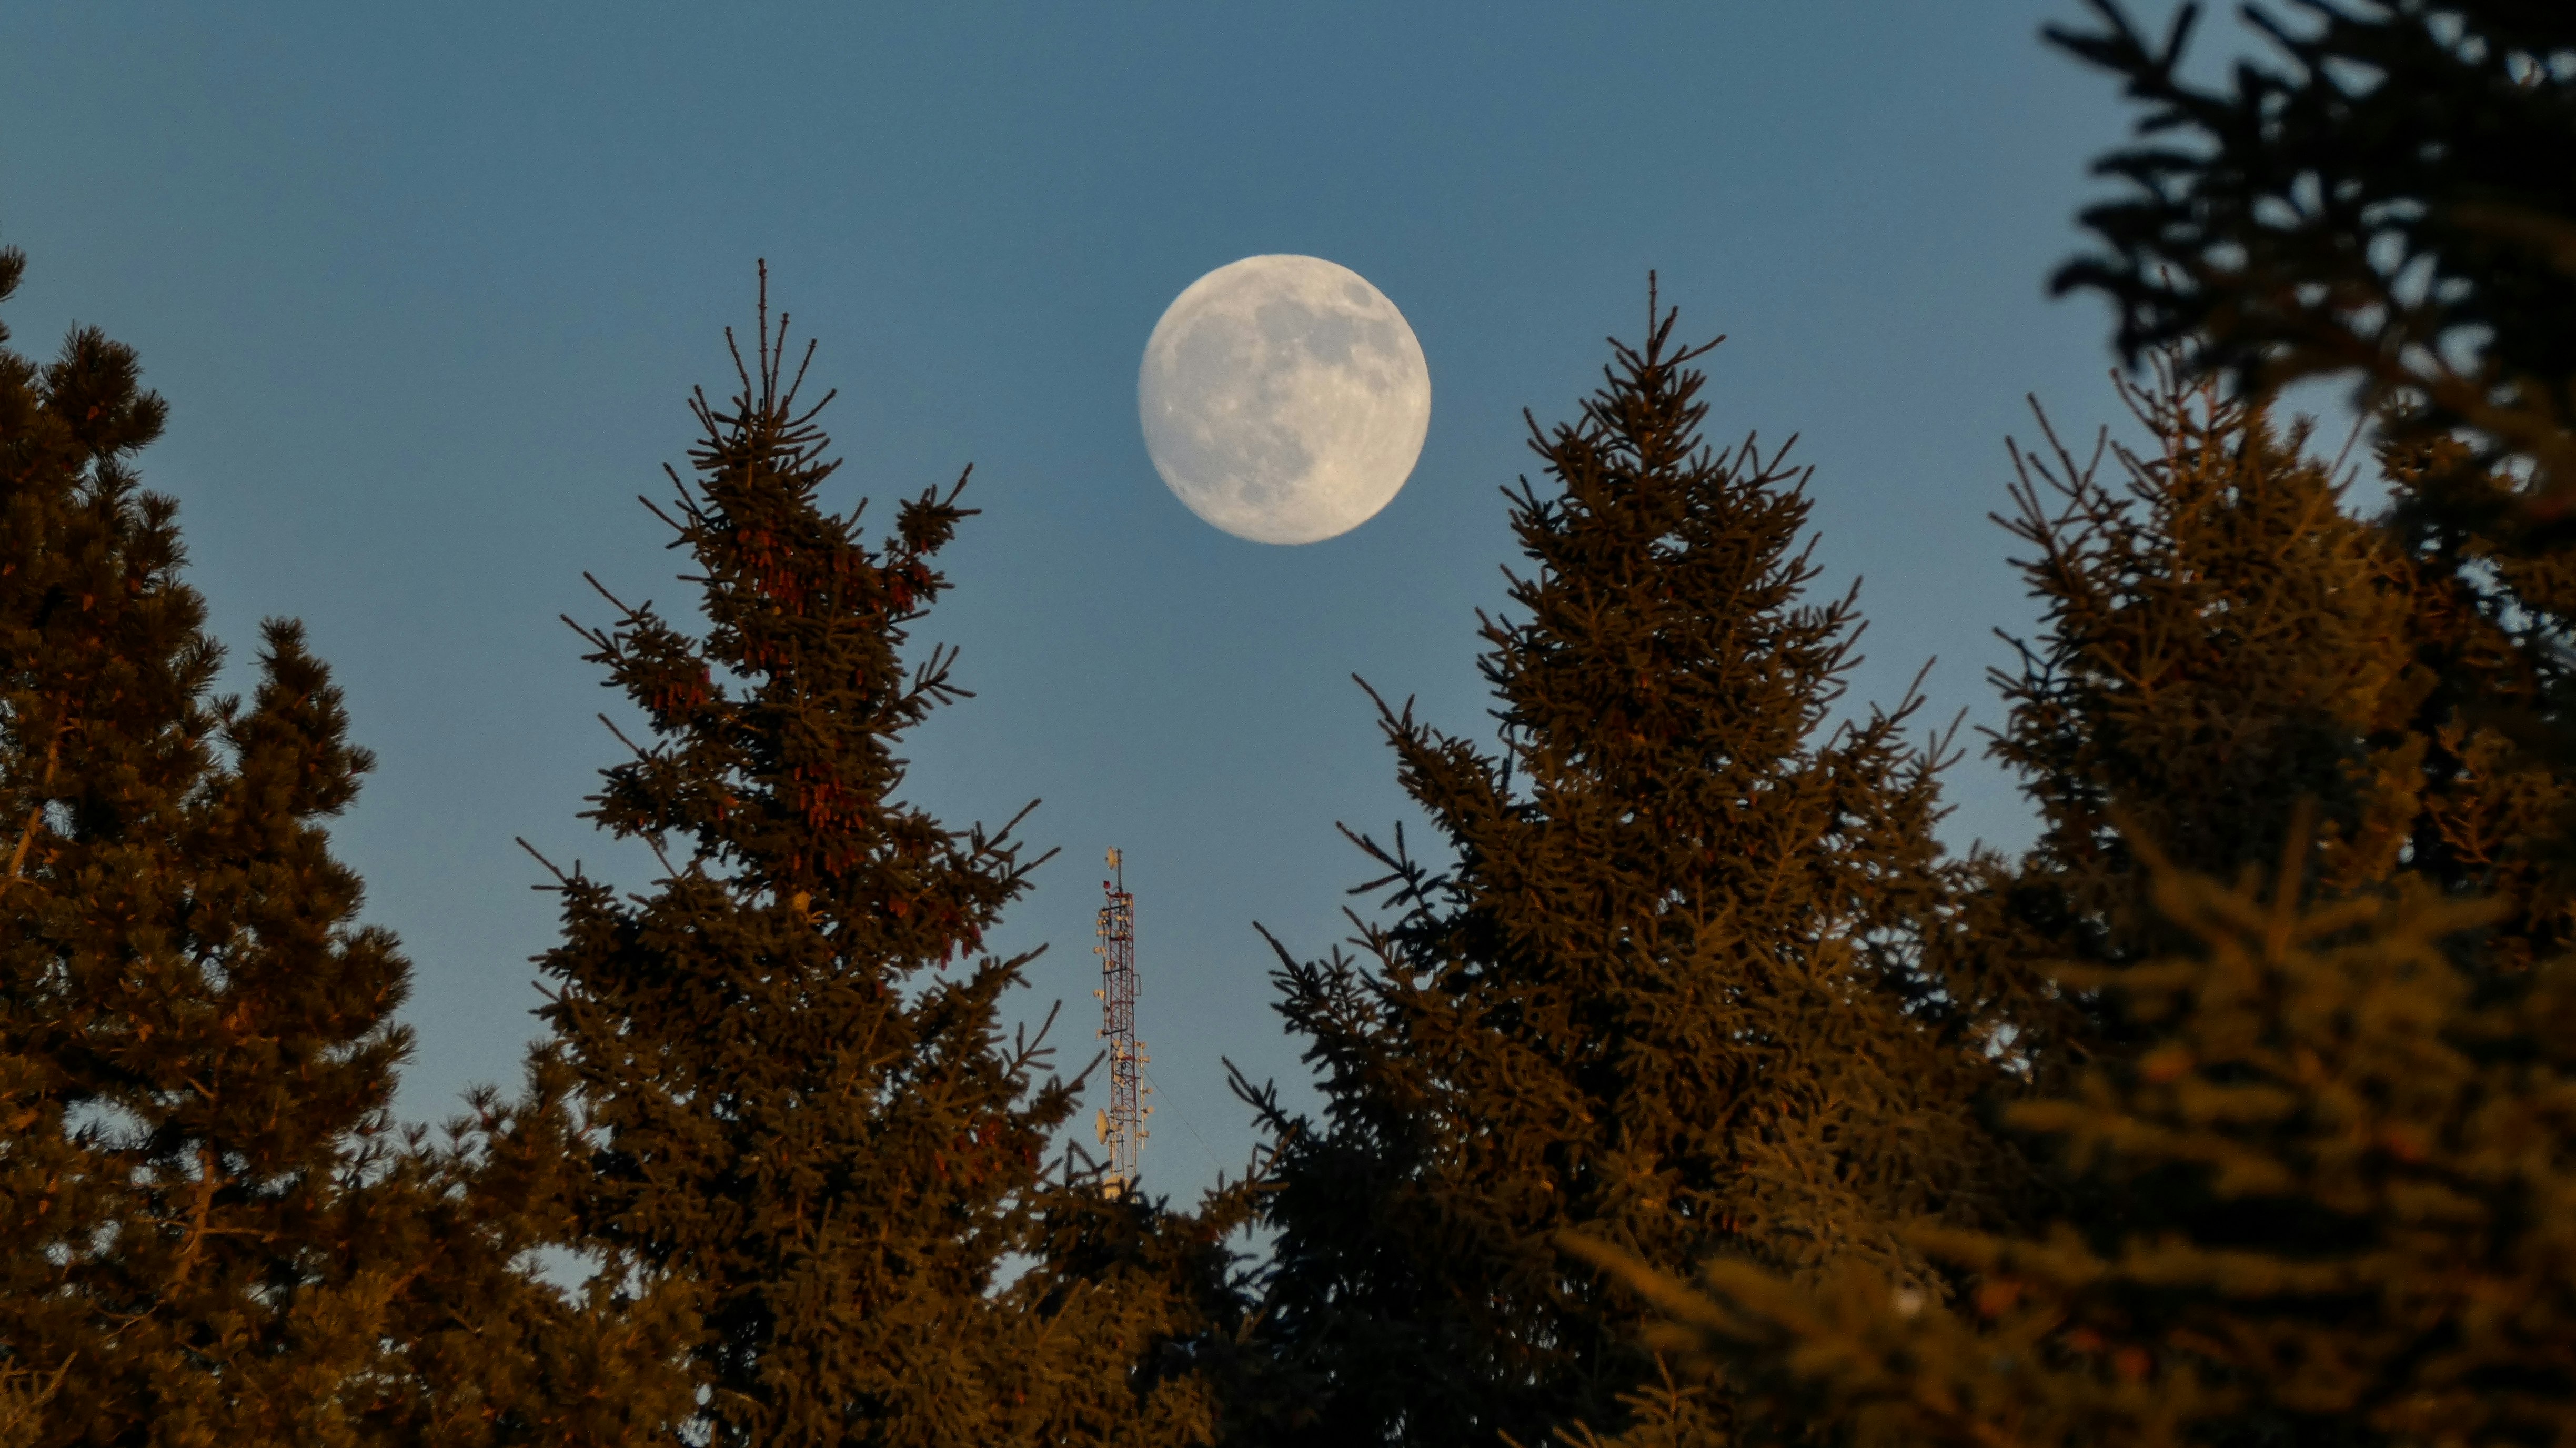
1092;848;1149;1197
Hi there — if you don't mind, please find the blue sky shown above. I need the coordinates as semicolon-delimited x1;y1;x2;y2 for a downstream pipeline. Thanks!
4;2;2190;1203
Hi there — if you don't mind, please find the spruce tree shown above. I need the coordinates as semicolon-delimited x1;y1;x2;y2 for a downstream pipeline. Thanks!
1586;834;2576;1448
1018;1167;1271;1448
531;274;1235;1448
0;242;424;1446
1971;368;2572;1089
1567;370;2576;1448
2048;0;2576;498
2045;2;2576;798
354;1050;704;1448
1238;296;2000;1448
1553;9;2576;1435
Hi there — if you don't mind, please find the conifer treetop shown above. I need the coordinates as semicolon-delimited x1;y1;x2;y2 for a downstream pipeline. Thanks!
1;238;425;1447
1242;287;1992;1448
532;269;1120;1448
571;265;1018;931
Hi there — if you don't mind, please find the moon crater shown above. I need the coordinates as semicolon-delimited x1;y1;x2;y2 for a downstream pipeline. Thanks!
1139;255;1431;545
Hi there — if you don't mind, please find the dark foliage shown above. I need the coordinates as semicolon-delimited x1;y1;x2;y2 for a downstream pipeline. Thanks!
1573;369;2576;1448
1987;370;2569;1069
1581;839;2576;1448
530;274;1240;1447
1239;296;2005;1448
2049;0;2576;498
0;242;425;1446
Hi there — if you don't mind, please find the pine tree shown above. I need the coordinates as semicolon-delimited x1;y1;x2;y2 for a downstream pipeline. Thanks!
2048;0;2576;499
353;1049;704;1448
0;242;425;1446
1018;1171;1271;1447
1585;827;2576;1448
1237;295;2002;1448
1568;368;2576;1448
1516;8;2576;1435
1970;368;2572;1090
531;274;1234;1447
2044;0;2576;848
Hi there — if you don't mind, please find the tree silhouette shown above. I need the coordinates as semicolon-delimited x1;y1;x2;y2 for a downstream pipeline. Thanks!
0;241;426;1447
1240;293;2001;1448
531;272;1240;1447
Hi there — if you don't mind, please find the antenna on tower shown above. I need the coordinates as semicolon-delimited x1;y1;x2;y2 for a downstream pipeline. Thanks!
1093;847;1148;1198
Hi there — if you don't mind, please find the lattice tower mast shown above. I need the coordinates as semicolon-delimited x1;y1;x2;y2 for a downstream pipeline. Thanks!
1093;848;1148;1196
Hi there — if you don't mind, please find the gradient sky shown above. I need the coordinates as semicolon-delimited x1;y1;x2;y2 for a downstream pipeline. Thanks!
4;2;2203;1204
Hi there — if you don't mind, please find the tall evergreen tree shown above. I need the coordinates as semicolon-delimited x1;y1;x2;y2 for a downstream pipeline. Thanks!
1568;370;2576;1448
1237;297;2003;1448
1973;369;2572;1087
531;275;1235;1448
353;1049;704;1448
1585;834;2576;1448
0;241;425;1446
2045;0;2576;839
2048;0;2576;499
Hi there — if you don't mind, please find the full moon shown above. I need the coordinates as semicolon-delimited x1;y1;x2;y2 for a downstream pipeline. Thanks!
1139;255;1431;545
